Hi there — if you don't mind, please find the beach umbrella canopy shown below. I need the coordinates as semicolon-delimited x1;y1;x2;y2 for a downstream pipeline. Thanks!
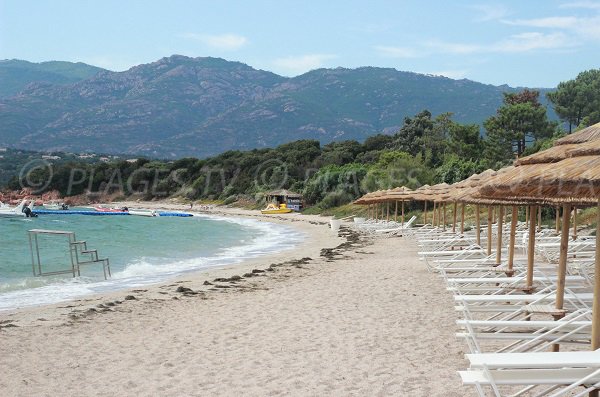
476;122;600;350
554;122;600;145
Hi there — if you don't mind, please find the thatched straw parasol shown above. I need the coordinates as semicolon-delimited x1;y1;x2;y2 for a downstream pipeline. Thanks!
554;121;600;145
477;123;600;352
353;186;416;223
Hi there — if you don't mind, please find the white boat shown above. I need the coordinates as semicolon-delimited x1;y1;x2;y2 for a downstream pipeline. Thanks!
0;200;27;218
128;209;157;217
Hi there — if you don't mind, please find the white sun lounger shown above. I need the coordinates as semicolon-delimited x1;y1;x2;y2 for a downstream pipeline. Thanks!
460;350;600;396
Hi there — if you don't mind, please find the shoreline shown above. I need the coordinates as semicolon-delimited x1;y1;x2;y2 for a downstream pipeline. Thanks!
0;203;467;396
0;203;344;326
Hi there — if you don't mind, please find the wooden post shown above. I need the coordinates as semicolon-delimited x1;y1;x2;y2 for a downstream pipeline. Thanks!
555;204;571;312
573;206;578;240
591;200;600;351
424;201;428;225
460;203;465;235
394;201;398;222
475;204;481;247
386;202;390;222
555;206;560;233
526;205;537;292
496;206;504;266
537;205;542;232
432;201;437;227
552;205;571;354
487;206;493;256
382;203;385;220
507;205;518;275
452;202;458;233
443;202;447;232
401;200;405;227
525;206;529;223
590;202;600;397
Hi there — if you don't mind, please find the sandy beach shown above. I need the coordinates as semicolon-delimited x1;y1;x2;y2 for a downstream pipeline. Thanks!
0;204;467;396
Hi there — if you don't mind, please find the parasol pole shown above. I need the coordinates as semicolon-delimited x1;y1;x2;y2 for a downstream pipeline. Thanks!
460;203;465;235
526;205;537;292
401;200;405;227
507;205;518;276
592;200;600;351
386;202;390;222
424;200;428;225
590;201;600;397
552;203;571;352
452;202;458;233
443;202;447;232
475;204;481;247
487;206;493;256
495;206;504;266
537;205;542;232
394;200;398;222
573;206;578;240
555;206;560;233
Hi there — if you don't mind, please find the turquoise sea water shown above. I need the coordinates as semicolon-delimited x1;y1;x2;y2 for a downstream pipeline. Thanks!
0;212;303;310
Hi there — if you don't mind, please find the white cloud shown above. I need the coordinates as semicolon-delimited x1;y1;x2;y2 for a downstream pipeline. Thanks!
575;17;600;39
502;16;578;29
559;1;600;9
272;54;337;75
374;45;420;58
377;31;576;61
180;33;248;51
502;15;600;41
469;4;510;21
492;32;574;52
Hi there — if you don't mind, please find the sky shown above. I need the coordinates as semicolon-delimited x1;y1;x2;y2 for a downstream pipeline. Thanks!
0;0;599;87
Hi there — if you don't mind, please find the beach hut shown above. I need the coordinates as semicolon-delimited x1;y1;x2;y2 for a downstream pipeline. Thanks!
265;189;303;211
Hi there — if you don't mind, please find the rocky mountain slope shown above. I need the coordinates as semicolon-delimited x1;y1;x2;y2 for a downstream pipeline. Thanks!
0;55;552;158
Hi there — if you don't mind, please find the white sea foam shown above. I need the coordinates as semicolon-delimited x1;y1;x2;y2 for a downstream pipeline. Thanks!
0;215;304;311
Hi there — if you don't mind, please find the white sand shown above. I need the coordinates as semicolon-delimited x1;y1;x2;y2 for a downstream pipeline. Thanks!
0;205;467;396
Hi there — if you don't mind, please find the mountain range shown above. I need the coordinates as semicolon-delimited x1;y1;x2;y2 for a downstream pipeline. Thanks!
0;55;554;158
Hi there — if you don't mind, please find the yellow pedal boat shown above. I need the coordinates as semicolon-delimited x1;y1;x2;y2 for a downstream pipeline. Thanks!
261;203;293;214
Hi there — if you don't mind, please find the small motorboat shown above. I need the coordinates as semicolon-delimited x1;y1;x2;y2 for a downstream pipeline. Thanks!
44;201;69;210
0;200;27;218
260;203;293;214
94;206;129;213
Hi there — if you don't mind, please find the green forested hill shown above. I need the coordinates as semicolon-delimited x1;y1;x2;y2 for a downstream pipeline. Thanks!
0;59;105;98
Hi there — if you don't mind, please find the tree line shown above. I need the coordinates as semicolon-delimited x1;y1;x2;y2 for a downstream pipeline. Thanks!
4;69;600;211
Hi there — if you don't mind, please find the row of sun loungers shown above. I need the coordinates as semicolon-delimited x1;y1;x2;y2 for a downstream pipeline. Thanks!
409;222;600;396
